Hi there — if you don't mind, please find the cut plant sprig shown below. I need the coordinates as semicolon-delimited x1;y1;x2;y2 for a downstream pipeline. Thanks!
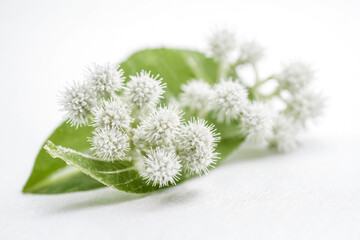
24;30;325;195
57;65;221;188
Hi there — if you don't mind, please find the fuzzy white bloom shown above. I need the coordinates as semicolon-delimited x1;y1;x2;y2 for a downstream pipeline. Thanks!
139;148;181;187
141;105;183;145
241;102;273;144
276;61;314;92
92;98;132;130
212;79;249;122
179;79;213;115
208;29;237;60
269;114;299;152
285;89;325;126
238;41;265;64
124;70;165;109
89;127;129;160
59;81;96;128
178;118;220;175
87;63;125;97
132;126;149;151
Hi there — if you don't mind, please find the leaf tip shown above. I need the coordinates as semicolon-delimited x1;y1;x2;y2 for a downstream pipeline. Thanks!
43;140;58;159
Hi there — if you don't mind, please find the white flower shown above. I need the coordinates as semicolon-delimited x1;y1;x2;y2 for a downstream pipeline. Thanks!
139;148;181;187
124;70;165;109
89;127;129;160
276;61;314;92
238;41;265;64
208;29;237;60
212;79;249;122
241;102;273;144
87;63;125;97
59;81;96;128
179;79;213;116
178;118;220;175
141;105;183;145
132;126;149;151
92;98;132;130
285;89;325;126
269;114;299;152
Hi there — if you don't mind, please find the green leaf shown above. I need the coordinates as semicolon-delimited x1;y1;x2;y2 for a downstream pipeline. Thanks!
42;134;244;193
120;48;221;96
22;122;104;194
43;141;159;193
23;48;244;194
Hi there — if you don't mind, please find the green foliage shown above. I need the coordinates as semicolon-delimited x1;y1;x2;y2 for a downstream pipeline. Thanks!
23;48;244;194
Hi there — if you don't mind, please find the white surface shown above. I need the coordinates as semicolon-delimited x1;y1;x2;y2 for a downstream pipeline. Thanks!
1;0;360;239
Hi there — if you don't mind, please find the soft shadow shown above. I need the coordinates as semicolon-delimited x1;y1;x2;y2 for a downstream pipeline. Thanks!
52;144;295;213
55;189;148;213
223;144;278;165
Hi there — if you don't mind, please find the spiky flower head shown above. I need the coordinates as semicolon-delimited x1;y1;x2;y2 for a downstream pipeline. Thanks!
208;28;237;60
132;126;149;151
178;118;220;175
124;70;165;109
87;63;125;97
59;81;96;128
212;79;249;122
89;127;129;161
141;105;183;145
139;148;181;187
276;61;314;93
285;89;325;126
269;114;299;152
92;98;132;130
241;102;273;144
238;40;265;64
179;79;213;116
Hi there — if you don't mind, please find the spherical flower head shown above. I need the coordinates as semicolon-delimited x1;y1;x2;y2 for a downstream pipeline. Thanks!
132;126;149;151
269;114;299;152
59;81;96;128
276;61;314;93
180;118;220;150
238;40;265;64
212;79;249;122
241;102;273;144
285;89;325;126
89;127;129;161
139;148;181;187
87;63;125;97
141;105;183;144
208;28;237;60
92;98;133;130
124;70;165;109
180;79;213;116
178;118;220;175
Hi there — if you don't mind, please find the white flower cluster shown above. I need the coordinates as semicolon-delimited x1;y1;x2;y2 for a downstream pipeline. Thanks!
179;76;323;152
59;64;220;187
205;29;325;152
179;80;213;116
208;29;265;66
178;119;220;175
273;61;325;140
59;63;124;128
237;41;265;64
124;70;165;110
87;63;125;97
212;79;249;122
240;102;273;145
208;28;237;60
180;78;273;145
276;61;313;93
135;107;220;186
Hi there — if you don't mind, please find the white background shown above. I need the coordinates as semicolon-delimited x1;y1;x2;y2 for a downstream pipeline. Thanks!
1;0;360;239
